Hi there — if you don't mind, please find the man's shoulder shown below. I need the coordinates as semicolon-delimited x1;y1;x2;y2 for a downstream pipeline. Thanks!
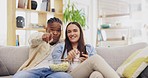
51;42;65;53
59;38;64;43
55;42;65;46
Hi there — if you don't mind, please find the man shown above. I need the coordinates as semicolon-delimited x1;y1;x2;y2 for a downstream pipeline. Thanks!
13;17;72;78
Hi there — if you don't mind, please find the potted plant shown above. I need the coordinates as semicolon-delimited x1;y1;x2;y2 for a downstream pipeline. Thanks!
63;0;87;28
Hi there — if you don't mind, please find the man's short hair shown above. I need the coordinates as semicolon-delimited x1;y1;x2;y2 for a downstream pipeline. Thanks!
47;17;62;25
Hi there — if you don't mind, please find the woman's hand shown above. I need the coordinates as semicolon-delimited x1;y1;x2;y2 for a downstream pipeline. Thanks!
79;53;88;62
66;49;80;61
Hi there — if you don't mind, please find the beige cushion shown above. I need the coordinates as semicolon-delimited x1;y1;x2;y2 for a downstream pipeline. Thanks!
0;76;12;78
96;42;147;70
0;58;9;76
0;46;29;75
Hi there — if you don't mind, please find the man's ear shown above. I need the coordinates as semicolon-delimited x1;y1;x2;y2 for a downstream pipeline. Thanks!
45;26;47;32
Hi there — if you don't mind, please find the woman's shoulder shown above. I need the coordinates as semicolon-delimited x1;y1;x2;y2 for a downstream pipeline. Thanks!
85;44;95;50
85;44;94;48
85;44;96;55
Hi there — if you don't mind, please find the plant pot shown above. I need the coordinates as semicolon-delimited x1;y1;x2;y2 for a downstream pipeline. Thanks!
31;0;37;10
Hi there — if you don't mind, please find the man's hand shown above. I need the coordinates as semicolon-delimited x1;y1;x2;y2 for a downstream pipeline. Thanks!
42;33;53;43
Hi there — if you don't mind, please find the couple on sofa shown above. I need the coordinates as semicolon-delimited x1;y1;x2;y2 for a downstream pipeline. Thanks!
13;17;119;78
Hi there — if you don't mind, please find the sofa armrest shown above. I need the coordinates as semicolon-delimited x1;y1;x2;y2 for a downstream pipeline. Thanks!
0;57;9;76
0;46;29;75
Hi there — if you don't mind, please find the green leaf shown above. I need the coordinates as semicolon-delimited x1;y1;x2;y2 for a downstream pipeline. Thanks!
63;0;86;28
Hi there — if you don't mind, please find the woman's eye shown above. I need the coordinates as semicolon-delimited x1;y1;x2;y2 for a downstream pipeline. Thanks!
67;30;71;33
73;29;78;32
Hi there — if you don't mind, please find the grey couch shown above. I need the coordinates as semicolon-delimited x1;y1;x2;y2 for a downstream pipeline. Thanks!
0;42;147;78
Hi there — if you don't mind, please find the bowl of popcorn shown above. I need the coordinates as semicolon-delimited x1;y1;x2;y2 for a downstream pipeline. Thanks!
49;59;70;72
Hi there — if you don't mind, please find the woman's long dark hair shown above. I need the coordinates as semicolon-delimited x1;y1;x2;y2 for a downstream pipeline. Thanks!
61;22;87;59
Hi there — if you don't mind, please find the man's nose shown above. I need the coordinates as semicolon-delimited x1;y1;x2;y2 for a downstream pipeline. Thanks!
53;31;58;35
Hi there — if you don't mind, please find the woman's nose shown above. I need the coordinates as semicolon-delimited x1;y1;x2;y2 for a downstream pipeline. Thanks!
70;32;74;35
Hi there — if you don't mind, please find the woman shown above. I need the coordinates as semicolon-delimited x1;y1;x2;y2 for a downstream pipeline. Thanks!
52;22;119;78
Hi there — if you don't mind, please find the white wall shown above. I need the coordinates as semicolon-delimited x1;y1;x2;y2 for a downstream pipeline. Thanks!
90;0;98;47
63;0;98;47
0;0;7;45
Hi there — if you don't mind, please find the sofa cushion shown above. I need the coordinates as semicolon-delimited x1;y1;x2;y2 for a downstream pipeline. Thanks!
96;42;147;70
0;46;29;75
0;76;12;78
137;66;148;78
89;71;104;78
116;46;148;78
0;57;9;76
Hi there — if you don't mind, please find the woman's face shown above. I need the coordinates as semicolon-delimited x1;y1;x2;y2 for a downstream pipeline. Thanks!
67;24;80;44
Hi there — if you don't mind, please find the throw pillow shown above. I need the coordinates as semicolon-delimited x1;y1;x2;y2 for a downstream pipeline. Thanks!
137;66;148;78
116;47;148;78
0;57;9;76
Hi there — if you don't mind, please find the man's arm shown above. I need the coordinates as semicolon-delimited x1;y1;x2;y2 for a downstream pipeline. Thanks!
28;32;45;48
28;32;53;48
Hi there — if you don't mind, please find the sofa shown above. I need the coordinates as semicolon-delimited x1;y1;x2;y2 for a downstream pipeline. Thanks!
0;42;147;78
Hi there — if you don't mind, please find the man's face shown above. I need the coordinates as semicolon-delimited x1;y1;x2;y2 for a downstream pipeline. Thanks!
47;22;62;45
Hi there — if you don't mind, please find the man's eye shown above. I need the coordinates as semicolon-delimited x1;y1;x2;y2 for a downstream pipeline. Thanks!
50;29;53;31
57;30;61;32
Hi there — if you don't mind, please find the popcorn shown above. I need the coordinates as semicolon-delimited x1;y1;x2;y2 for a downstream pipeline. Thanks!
49;62;70;72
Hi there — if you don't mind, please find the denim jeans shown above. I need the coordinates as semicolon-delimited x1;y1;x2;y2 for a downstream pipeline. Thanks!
13;68;72;78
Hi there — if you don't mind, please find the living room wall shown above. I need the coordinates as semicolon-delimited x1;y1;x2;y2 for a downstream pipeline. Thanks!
0;0;98;46
0;0;7;45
